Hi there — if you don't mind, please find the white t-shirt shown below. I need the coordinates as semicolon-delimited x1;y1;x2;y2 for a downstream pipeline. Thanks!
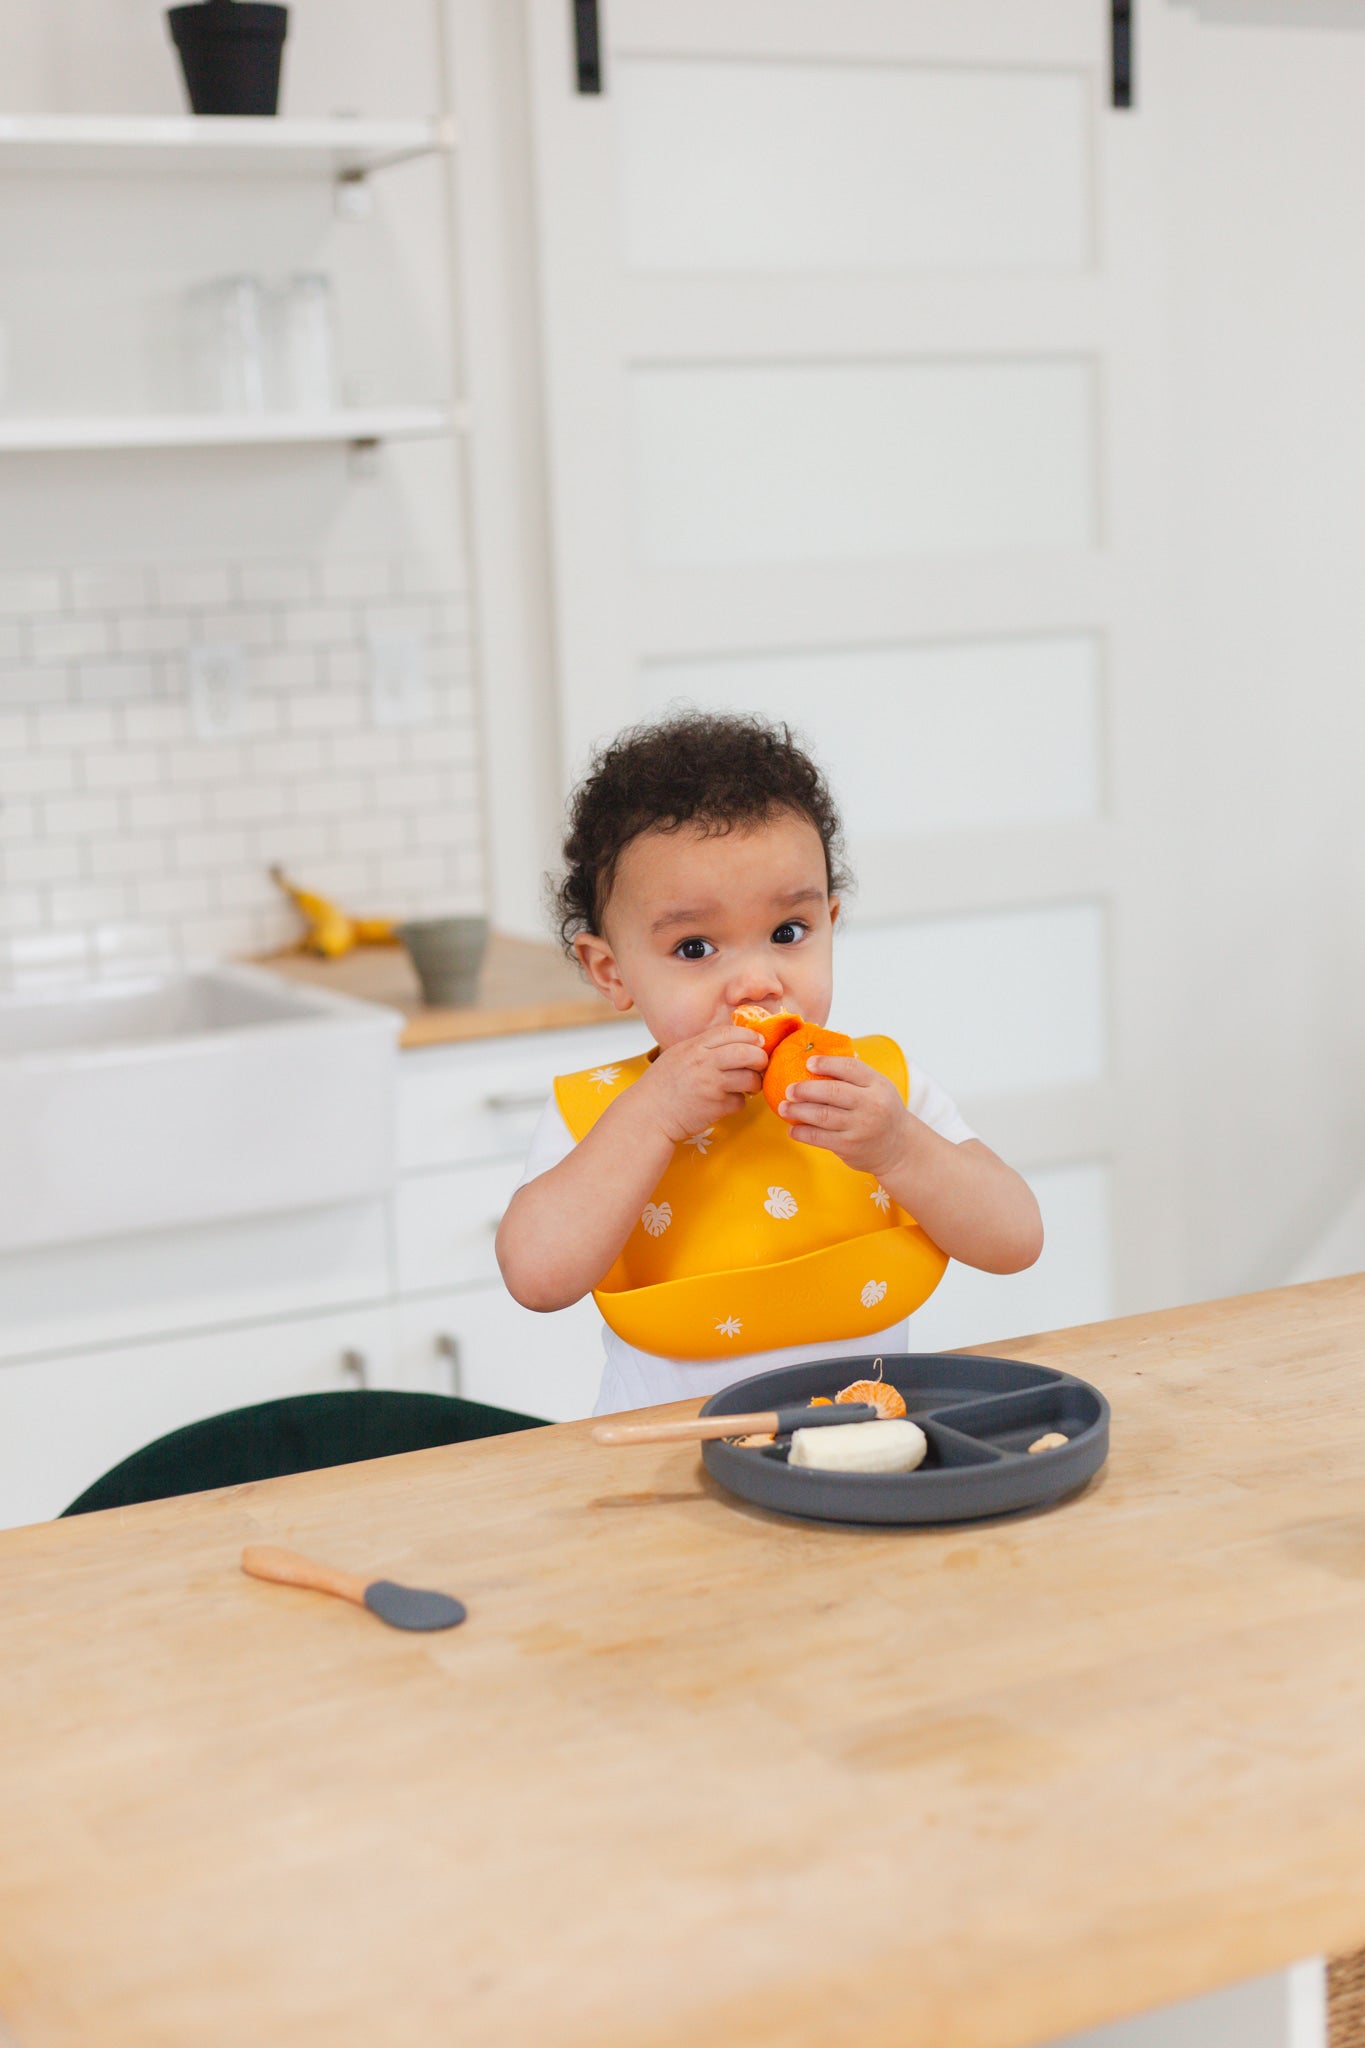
515;1057;978;1416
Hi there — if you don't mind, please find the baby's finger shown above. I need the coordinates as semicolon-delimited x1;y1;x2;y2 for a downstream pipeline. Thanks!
805;1053;871;1084
710;1024;766;1047
779;1096;850;1130
713;1041;769;1071
783;1077;861;1110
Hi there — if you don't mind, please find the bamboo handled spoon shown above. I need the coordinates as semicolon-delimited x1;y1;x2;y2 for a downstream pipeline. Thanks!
241;1545;467;1632
592;1402;878;1446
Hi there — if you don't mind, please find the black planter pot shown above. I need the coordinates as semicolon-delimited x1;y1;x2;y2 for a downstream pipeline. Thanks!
167;0;289;117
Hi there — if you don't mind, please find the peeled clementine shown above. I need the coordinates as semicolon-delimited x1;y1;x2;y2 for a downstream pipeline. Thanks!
835;1378;907;1420
731;1004;802;1057
760;1020;854;1115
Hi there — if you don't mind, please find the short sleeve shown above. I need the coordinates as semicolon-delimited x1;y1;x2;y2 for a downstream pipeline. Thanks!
906;1059;977;1146
515;1093;577;1190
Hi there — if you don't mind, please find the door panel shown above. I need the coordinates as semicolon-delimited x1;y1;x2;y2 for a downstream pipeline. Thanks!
628;360;1097;566
640;635;1104;836
614;54;1092;273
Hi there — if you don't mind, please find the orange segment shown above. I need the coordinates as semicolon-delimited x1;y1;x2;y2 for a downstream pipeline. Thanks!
731;1005;803;1057
835;1379;907;1420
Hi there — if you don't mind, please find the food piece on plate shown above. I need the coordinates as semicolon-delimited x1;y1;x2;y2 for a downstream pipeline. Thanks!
730;1432;776;1448
808;1396;832;1407
1028;1431;1069;1455
835;1378;907;1421
789;1418;928;1475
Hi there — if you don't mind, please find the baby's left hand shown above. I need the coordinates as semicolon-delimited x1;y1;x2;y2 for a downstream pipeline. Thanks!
779;1055;912;1181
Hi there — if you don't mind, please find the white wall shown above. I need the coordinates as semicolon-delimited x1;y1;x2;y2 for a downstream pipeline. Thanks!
1160;1;1365;1296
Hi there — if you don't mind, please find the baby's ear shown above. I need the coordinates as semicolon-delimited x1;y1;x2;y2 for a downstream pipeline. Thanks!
829;896;841;926
573;931;633;1012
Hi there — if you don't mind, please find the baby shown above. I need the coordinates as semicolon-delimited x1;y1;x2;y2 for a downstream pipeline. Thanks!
497;713;1042;1416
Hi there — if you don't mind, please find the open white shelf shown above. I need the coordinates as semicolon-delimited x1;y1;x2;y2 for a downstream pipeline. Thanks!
0;407;463;454
0;114;453;182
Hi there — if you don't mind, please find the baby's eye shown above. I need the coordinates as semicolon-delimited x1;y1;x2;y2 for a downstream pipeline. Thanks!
674;937;716;962
771;920;809;947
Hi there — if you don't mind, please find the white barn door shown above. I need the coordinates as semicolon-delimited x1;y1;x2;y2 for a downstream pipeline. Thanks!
524;0;1180;1339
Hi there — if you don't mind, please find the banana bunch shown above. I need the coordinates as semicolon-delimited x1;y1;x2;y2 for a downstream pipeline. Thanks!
270;865;398;960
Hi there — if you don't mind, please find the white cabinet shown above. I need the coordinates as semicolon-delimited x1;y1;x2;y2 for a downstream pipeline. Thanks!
0;1019;642;1530
0;1303;394;1530
392;1288;604;1425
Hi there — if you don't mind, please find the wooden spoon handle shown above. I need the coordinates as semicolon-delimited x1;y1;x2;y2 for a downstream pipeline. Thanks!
241;1545;369;1608
592;1412;780;1446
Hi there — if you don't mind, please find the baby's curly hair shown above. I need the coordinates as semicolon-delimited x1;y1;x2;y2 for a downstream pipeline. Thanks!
552;711;849;948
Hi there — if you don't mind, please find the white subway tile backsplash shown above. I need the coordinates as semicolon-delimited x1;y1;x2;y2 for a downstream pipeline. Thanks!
2;752;79;797
123;702;192;747
251;819;330;866
82;748;163;792
67;567;149;612
34;707;117;751
199;611;276;650
173;827;252;873
4;840;83;885
2;669;71;709
116;613;194;655
165;744;248;787
156;565;235;608
0;553;480;979
42;793;123;840
236;561;314;604
0;887;43;934
73;660;163;704
127;787;212;832
374;768;443;813
253;650;317;693
295;776;370;820
29;619;114;664
48;881;133;925
0;571;63;616
285;691;365;735
284;606;355;649
96;836;169;880
320;558;393;601
210;781;286;826
0;800;36;844
136;874;216;919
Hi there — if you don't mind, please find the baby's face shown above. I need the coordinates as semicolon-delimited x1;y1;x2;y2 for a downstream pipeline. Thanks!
576;810;837;1048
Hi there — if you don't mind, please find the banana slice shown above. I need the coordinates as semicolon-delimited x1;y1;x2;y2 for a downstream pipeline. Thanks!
788;1418;928;1475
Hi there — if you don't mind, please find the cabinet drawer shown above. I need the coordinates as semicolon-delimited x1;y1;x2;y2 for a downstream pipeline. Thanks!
392;1287;603;1424
396;1023;648;1171
0;1303;394;1532
393;1160;523;1295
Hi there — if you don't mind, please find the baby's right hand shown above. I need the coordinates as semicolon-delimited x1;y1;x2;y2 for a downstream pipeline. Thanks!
637;1026;767;1146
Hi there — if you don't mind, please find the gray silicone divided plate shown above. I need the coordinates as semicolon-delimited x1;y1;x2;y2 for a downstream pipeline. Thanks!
699;1353;1109;1526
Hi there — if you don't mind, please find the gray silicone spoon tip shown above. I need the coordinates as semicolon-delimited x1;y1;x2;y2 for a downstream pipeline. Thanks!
241;1545;468;1632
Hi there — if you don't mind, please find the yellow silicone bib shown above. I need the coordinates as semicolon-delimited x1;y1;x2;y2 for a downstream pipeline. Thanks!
555;1037;948;1361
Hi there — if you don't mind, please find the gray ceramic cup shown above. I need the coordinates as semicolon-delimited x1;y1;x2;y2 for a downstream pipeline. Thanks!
396;915;489;1008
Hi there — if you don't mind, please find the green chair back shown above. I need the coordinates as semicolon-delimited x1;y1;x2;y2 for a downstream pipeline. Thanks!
62;1388;547;1517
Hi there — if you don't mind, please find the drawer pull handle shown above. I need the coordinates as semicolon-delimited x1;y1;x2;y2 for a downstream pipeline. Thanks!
435;1332;462;1397
483;1090;549;1115
341;1348;368;1390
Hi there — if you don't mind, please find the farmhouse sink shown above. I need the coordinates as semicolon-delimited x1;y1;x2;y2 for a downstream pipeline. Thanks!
0;962;399;1253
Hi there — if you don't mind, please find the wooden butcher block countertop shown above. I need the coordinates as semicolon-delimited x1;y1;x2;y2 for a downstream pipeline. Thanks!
255;931;629;1047
3;1277;1365;2048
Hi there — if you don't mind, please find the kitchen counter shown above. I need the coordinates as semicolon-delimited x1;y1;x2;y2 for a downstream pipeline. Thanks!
2;1276;1364;2048
254;931;629;1047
